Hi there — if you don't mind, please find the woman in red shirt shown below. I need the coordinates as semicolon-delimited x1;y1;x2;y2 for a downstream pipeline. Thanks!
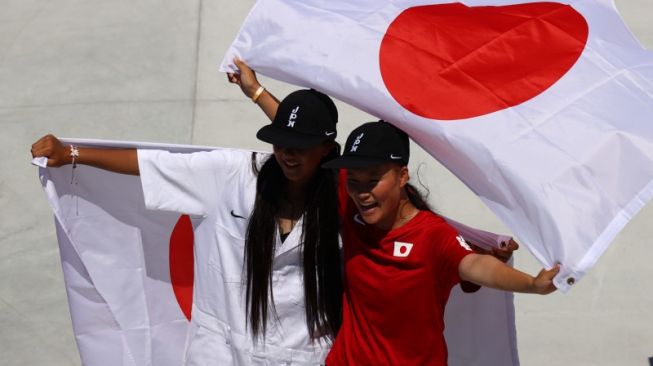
322;121;558;366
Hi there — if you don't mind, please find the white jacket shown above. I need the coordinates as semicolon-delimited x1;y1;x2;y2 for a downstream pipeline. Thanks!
138;149;330;365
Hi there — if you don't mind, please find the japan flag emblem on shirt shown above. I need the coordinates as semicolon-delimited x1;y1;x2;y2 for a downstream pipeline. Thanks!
393;241;414;257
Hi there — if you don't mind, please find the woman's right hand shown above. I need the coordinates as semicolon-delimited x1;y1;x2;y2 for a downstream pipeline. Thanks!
226;58;262;98
31;134;71;167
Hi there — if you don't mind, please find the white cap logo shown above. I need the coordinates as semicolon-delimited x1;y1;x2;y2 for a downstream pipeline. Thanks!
350;133;364;152
393;241;413;257
287;106;300;127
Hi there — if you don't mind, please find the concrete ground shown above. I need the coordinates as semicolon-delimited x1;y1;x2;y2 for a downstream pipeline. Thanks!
1;0;652;365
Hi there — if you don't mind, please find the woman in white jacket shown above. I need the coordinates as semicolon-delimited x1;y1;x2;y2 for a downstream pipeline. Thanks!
31;88;344;365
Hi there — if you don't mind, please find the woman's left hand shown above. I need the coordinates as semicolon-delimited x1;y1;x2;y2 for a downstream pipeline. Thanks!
227;58;261;98
532;264;560;295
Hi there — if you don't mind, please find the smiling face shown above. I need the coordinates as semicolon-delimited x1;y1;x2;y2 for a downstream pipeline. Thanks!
346;162;410;230
273;143;332;187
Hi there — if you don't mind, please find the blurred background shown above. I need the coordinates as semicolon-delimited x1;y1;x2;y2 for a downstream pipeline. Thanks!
1;0;652;364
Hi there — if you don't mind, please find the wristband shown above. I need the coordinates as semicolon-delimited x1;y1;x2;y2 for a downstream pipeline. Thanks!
251;86;265;103
70;145;79;184
70;145;79;166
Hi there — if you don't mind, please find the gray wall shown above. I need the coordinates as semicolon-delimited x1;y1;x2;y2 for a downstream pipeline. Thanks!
1;0;651;364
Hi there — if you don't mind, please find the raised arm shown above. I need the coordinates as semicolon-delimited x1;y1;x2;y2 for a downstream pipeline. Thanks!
458;253;559;295
31;134;139;175
227;58;280;121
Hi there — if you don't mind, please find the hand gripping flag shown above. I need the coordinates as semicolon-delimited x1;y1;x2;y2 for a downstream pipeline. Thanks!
36;139;518;366
220;0;653;291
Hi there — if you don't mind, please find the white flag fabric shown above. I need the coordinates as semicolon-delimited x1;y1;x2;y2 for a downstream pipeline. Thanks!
37;139;518;366
220;0;653;291
36;139;212;366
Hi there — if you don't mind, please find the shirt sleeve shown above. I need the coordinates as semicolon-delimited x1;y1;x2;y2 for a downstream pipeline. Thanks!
137;148;255;216
433;224;474;290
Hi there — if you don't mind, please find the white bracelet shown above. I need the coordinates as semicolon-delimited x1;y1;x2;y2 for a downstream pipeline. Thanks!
70;145;79;184
70;145;79;166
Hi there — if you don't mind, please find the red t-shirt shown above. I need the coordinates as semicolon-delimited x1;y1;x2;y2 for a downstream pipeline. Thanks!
327;173;473;366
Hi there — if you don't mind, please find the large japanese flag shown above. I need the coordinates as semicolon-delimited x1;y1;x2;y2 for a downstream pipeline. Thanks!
34;139;207;366
36;139;519;366
220;0;653;291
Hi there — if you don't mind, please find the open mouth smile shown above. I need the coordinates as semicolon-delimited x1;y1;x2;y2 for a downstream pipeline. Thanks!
358;202;378;214
282;160;300;168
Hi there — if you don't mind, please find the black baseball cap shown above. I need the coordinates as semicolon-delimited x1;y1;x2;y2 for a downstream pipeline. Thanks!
256;89;338;149
322;121;410;169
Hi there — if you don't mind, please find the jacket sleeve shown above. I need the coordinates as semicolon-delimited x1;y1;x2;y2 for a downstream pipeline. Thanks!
137;148;255;216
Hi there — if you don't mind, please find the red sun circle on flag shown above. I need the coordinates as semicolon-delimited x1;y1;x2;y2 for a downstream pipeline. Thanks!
379;2;589;120
170;214;194;321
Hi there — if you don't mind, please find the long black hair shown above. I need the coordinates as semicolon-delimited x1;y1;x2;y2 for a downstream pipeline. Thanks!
244;148;342;340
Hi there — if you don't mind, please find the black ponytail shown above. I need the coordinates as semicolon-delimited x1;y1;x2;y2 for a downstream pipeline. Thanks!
405;183;431;211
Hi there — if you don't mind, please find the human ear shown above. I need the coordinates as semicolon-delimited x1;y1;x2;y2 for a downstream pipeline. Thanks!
399;166;409;188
